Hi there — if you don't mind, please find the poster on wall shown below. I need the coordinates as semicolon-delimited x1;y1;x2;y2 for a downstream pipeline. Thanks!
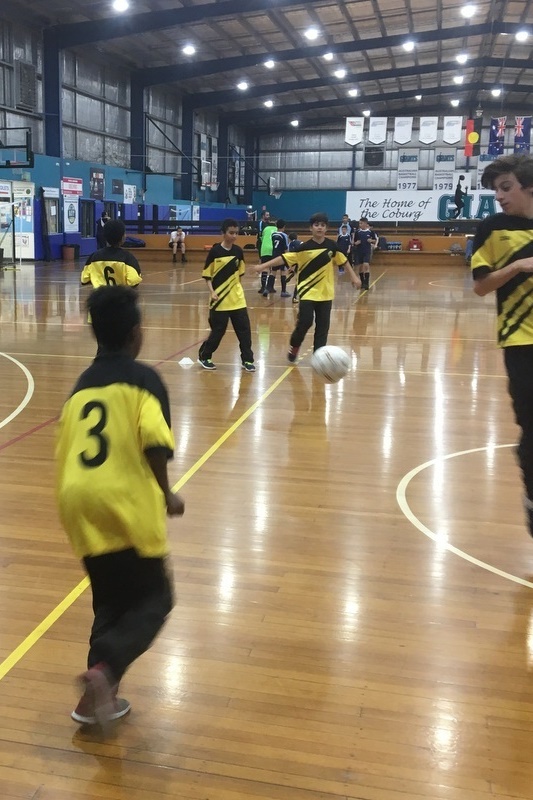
13;181;35;259
433;148;456;191
124;184;137;204
64;197;79;233
90;168;105;200
396;149;419;190
346;189;499;223
112;179;124;194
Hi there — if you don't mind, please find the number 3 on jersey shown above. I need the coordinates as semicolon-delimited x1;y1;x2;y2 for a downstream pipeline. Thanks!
79;400;109;467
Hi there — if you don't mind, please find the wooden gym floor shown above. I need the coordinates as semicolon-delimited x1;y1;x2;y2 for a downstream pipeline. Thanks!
1;253;533;800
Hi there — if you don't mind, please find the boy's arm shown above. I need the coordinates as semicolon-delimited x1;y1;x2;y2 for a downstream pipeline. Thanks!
145;447;184;516
473;260;533;297
343;260;361;288
251;255;285;273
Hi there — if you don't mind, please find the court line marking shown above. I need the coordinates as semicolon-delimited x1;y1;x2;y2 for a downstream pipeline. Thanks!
396;443;533;589
0;365;295;681
0;353;35;430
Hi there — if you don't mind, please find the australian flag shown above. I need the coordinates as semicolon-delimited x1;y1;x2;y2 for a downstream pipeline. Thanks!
488;116;506;155
514;116;531;154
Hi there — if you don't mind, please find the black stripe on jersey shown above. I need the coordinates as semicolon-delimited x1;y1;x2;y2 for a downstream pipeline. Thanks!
298;271;325;299
299;249;331;282
211;258;240;291
210;283;234;310
499;285;533;342
73;353;171;429
86;246;141;274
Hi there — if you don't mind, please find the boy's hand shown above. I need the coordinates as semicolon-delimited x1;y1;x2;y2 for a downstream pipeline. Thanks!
352;276;362;289
166;491;185;516
250;264;263;273
210;290;219;301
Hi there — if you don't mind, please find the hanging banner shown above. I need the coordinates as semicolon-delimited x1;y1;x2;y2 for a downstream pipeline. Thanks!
443;116;463;144
433;148;456;191
488;116;506;155
396;149;419;191
393;117;413;145
368;117;388;144
419;117;439;145
345;117;364;146
64;197;79;233
514;116;531;154
464;118;482;157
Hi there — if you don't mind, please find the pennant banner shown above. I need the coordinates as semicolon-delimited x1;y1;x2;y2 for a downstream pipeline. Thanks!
397;149;419;191
443;116;463;145
488;116;506;155
514;116;531;154
345;117;364;146
464;118;482;157
419;117;439;145
433;148;456;191
393;117;413;145
368;117;388;144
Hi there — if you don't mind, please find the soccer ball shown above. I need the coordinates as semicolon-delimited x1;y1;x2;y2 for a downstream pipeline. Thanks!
310;345;351;383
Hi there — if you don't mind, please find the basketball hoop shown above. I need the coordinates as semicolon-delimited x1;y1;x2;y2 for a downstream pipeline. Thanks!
209;182;219;192
272;191;282;200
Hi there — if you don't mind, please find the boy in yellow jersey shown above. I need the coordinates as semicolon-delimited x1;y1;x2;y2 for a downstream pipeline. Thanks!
198;217;255;372
253;212;360;362
81;219;142;288
56;286;184;730
473;154;533;537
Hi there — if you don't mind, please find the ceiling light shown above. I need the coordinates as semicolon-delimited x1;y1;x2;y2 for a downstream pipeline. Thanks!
304;27;319;40
516;30;529;42
453;75;464;84
362;109;371;117
264;59;275;69
323;52;334;61
112;0;129;10
491;87;502;97
237;81;249;91
182;44;196;56
415;94;422;100
450;99;460;107
264;99;274;108
348;88;358;97
290;119;299;127
334;68;347;79
402;40;415;52
460;4;477;18
456;53;469;64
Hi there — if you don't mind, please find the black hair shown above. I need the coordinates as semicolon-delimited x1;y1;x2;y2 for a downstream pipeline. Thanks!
310;212;328;225
289;232;298;240
87;286;141;350
359;216;369;223
481;154;533;190
221;217;239;233
103;219;125;247
276;219;286;228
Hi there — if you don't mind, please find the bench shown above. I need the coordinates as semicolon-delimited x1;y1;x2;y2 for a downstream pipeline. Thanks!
124;233;258;258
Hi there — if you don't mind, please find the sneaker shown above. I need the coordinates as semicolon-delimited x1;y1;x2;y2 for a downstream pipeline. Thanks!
198;358;216;370
280;291;291;297
262;290;269;297
287;345;300;363
72;663;117;729
72;694;131;726
258;287;266;294
338;267;345;275
292;296;299;304
242;362;256;372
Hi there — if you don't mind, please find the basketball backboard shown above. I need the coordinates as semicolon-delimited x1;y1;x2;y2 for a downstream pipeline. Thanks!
0;128;34;169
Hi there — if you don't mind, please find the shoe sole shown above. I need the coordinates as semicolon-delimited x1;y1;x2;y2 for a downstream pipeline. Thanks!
197;359;216;370
71;700;131;725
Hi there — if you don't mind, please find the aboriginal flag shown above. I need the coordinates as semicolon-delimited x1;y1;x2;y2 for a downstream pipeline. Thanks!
464;118;482;157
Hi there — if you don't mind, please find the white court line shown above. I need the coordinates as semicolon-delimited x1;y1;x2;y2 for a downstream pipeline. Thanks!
0;353;35;429
396;443;533;589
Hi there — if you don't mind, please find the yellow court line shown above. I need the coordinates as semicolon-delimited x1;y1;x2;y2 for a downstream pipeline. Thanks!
0;365;295;682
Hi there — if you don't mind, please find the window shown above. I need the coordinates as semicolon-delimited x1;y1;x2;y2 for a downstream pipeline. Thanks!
80;200;94;238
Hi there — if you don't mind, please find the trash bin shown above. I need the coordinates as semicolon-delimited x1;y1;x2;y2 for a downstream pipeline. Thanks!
62;244;80;261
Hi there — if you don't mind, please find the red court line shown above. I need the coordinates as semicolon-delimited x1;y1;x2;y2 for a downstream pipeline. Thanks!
0;340;204;455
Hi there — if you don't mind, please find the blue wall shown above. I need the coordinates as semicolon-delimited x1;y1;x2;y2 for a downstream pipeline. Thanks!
6;154;248;260
253;190;347;222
